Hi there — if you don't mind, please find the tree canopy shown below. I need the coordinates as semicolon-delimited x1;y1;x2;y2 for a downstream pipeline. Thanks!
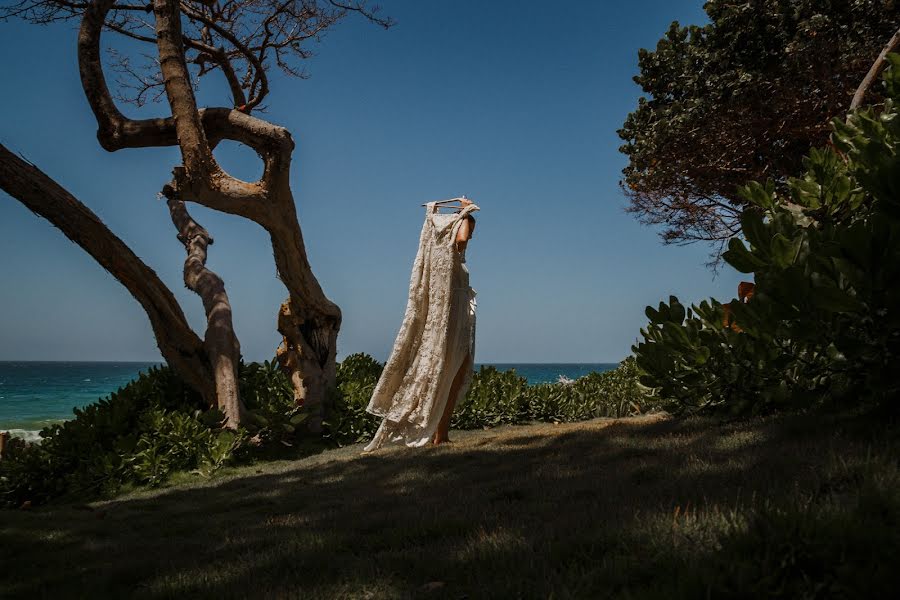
1;0;391;112
618;0;900;256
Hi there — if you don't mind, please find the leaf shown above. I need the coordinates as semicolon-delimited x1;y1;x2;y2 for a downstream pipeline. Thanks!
770;233;799;268
740;210;770;252
723;238;767;273
668;296;686;323
289;413;309;426
882;52;900;100
739;180;775;209
813;286;862;313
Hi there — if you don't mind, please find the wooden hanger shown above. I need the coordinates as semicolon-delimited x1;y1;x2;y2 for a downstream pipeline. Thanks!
421;196;472;210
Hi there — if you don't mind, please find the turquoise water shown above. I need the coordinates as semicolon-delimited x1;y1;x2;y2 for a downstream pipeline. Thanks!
483;363;617;383
0;361;618;440
0;362;161;439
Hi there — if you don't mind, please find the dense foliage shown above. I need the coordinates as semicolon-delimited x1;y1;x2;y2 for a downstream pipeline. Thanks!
0;366;240;507
324;355;664;446
322;353;386;446
453;358;660;429
634;57;900;414
0;360;316;508
619;0;900;251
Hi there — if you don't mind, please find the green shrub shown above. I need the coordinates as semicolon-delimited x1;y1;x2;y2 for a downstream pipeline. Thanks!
634;55;900;415
454;358;663;428
523;358;666;423
0;360;311;508
452;366;530;429
239;359;307;443
634;296;793;413
0;366;240;507
322;353;384;446
323;355;660;444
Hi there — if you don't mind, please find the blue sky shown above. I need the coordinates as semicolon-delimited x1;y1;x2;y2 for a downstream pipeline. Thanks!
0;0;745;363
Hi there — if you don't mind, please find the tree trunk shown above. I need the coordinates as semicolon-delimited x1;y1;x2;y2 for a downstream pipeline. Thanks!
153;0;341;431
163;182;245;428
269;190;341;432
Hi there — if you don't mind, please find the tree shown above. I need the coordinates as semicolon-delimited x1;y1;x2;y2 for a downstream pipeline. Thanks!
633;55;900;414
0;0;391;430
618;0;900;258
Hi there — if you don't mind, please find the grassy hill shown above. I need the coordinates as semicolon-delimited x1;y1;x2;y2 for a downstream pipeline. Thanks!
2;413;898;599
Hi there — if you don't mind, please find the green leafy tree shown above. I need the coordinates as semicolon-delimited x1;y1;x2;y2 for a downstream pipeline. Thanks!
619;1;900;256
634;56;900;414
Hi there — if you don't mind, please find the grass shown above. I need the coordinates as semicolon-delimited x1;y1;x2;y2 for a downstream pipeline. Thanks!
1;412;898;599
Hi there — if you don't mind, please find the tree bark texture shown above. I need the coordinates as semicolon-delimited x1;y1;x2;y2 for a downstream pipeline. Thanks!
163;180;244;428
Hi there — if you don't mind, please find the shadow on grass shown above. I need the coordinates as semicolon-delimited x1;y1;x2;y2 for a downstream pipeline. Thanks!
1;414;897;599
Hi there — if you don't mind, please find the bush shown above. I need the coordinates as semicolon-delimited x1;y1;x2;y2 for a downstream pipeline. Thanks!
0;366;241;507
323;355;661;443
634;55;900;415
452;366;530;429
323;353;384;446
0;360;308;508
239;359;308;444
454;358;663;428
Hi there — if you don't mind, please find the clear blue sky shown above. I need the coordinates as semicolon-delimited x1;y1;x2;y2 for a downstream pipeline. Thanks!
0;0;744;363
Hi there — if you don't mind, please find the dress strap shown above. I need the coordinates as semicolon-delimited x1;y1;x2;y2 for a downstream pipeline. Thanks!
447;203;480;248
424;201;437;225
455;203;480;220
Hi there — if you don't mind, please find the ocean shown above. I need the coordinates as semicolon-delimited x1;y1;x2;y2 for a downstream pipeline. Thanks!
0;361;618;440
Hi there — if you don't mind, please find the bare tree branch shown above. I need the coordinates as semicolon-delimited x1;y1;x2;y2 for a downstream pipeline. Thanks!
851;26;900;110
0;143;217;404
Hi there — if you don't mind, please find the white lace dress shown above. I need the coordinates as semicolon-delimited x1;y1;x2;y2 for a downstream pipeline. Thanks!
364;202;479;450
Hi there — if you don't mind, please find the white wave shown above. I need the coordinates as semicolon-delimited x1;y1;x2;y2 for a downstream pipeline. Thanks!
5;429;43;443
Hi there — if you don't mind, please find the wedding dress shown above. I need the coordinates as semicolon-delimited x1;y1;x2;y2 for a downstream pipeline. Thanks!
364;202;479;450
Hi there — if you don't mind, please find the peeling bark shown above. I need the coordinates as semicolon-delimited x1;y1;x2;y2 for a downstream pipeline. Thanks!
163;181;245;428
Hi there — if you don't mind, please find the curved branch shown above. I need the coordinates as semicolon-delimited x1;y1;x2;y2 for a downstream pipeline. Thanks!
78;0;197;150
0;143;215;402
76;0;343;420
163;181;245;428
153;0;215;175
850;26;900;110
154;0;291;223
78;0;286;221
